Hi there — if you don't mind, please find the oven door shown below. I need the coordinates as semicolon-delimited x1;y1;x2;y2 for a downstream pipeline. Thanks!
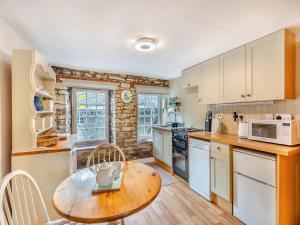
173;147;188;181
173;138;186;150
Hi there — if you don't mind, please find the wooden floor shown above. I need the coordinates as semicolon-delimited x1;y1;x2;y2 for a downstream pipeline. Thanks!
121;181;243;225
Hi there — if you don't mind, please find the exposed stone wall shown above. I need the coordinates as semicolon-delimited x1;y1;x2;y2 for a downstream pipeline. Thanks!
53;66;169;161
55;85;71;133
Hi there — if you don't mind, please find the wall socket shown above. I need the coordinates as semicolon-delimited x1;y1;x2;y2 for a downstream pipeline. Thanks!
239;114;245;121
215;113;224;120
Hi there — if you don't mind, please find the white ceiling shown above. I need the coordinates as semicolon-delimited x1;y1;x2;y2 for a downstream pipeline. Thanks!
1;0;300;79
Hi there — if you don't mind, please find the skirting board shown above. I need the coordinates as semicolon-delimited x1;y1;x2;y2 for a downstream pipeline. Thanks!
131;157;155;164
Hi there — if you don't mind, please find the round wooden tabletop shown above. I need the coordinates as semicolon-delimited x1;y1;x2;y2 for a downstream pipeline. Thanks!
53;161;161;223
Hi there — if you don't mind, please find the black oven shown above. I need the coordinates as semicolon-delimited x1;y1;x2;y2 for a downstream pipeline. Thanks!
172;128;201;182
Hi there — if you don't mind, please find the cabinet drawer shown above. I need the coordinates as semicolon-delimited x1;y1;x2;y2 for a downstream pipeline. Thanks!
233;148;276;187
211;142;229;156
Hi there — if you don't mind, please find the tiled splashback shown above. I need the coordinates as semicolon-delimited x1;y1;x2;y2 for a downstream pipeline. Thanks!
210;99;300;134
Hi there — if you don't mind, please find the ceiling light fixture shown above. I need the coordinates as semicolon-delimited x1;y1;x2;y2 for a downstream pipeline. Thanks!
134;37;156;52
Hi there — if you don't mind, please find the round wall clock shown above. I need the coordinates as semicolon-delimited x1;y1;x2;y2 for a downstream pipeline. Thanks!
121;89;133;104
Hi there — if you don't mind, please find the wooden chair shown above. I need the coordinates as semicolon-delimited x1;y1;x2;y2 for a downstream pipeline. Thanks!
86;143;126;167
0;170;76;225
86;144;126;225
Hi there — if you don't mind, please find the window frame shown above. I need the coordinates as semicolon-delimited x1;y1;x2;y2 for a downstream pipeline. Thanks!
72;88;109;143
137;93;162;140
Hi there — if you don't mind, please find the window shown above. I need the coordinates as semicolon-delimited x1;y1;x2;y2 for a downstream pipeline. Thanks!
72;89;108;142
137;94;160;139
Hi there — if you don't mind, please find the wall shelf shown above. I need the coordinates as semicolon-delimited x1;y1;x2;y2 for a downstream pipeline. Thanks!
35;111;55;115
36;126;55;135
12;49;57;151
35;90;55;99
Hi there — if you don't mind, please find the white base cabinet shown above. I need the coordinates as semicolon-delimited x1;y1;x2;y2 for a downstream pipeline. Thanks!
153;129;172;167
210;142;230;201
233;149;277;225
233;172;276;225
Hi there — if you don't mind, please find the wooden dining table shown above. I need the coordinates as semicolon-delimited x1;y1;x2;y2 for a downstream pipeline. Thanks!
53;161;161;224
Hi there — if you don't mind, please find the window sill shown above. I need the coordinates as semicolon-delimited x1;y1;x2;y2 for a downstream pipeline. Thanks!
137;138;153;144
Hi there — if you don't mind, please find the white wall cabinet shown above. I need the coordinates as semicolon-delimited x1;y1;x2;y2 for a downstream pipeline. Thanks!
182;64;199;88
181;29;295;104
246;30;295;101
220;46;246;103
153;129;172;167
200;56;220;104
210;142;230;201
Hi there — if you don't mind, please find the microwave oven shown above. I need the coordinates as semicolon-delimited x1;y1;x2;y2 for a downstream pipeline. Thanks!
248;119;300;146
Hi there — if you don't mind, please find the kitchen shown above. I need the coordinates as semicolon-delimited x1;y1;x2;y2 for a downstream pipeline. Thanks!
1;1;300;225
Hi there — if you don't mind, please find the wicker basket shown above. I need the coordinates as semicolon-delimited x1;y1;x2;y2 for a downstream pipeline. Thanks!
37;134;59;147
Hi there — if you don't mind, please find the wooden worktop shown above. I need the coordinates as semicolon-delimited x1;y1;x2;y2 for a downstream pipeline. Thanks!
11;134;77;157
188;131;300;156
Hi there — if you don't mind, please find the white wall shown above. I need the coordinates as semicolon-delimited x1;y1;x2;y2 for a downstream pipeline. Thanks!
170;32;300;134
0;18;29;178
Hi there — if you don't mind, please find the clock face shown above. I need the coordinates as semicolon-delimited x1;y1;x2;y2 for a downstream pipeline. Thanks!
121;89;133;104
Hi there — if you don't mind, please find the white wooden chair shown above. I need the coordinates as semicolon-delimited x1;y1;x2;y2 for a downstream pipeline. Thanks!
0;170;76;225
86;143;126;167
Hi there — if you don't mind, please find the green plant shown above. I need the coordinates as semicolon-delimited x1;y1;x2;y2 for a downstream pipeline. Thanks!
168;97;181;111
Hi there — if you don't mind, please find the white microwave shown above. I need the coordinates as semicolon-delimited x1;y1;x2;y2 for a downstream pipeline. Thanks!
248;119;300;146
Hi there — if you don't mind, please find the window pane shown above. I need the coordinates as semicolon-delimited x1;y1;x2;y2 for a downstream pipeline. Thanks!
138;117;145;125
145;126;152;136
145;108;151;116
145;117;151;125
153;115;159;125
87;91;97;109
139;108;144;116
76;90;107;141
137;94;160;139
138;126;145;136
153;107;159;114
77;92;86;105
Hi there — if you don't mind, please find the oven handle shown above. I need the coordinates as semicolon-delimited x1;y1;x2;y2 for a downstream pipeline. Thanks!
173;137;186;142
173;148;187;156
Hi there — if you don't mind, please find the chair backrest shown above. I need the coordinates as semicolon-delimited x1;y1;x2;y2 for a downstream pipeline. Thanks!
0;170;50;225
86;144;126;167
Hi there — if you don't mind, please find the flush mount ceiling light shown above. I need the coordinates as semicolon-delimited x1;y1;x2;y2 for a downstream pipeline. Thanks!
134;37;156;52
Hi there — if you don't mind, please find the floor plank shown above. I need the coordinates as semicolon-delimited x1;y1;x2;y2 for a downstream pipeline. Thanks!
122;181;243;225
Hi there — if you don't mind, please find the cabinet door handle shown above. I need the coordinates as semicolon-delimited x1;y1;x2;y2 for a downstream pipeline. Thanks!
216;146;221;150
198;99;202;102
241;94;245;98
188;83;191;86
247;94;252;97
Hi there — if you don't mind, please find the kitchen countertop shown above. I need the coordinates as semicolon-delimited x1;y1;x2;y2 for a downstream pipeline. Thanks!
12;134;77;157
188;131;300;156
152;125;173;132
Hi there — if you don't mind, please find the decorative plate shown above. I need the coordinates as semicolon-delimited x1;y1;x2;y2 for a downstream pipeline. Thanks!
121;89;133;104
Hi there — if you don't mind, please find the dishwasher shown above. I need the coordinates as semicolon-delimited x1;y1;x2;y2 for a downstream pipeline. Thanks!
189;138;211;201
233;148;277;225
